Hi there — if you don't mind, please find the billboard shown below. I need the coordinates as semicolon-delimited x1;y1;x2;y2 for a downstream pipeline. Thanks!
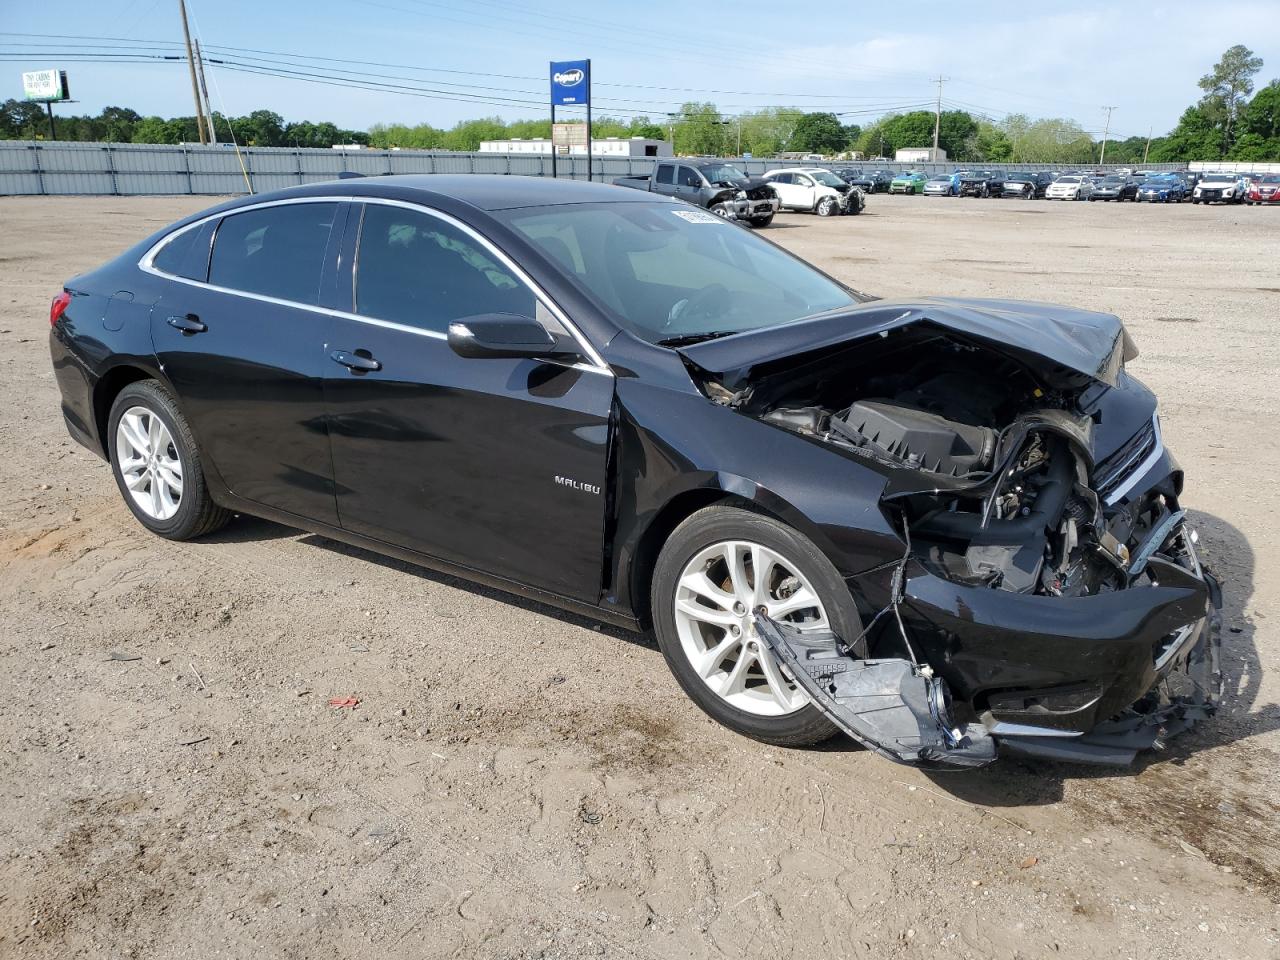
22;69;70;102
550;60;589;106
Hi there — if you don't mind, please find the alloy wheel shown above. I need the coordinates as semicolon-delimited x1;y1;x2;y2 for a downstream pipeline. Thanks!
673;540;830;717
115;405;183;520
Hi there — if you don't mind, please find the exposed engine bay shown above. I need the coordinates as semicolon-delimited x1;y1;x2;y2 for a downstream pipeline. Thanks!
720;327;1180;602
677;304;1220;768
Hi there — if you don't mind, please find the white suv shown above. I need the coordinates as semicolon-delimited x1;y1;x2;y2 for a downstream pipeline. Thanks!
762;167;864;216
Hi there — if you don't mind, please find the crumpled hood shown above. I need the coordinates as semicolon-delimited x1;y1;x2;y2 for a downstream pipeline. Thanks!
710;175;771;192
677;296;1137;392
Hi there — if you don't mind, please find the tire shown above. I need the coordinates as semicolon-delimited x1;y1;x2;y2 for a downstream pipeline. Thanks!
709;202;734;219
748;214;775;228
651;504;863;747
815;196;838;217
107;379;231;540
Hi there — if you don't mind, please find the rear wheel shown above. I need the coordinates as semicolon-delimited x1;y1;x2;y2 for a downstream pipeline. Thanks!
107;380;231;540
652;505;863;746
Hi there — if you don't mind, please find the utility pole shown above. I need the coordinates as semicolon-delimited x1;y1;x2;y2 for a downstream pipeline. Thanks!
1142;125;1152;164
178;0;207;144
931;75;949;162
194;39;217;145
1099;105;1116;165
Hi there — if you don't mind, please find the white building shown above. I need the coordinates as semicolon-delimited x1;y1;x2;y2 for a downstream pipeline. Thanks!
478;137;671;158
895;147;947;163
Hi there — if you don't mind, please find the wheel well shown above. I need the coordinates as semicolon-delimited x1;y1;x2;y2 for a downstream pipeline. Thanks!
628;489;777;629
93;366;153;453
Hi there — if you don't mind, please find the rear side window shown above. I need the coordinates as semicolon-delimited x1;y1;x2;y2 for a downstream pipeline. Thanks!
209;202;337;305
151;221;214;281
770;172;793;184
655;164;674;185
354;203;535;334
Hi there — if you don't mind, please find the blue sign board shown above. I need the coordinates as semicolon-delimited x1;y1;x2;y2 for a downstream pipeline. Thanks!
550;60;590;106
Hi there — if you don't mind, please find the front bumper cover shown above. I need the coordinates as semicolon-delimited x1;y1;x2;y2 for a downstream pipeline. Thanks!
758;524;1222;769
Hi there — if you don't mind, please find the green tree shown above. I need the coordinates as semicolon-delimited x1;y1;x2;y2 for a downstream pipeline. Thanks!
788;112;848;154
672;102;728;156
1198;44;1264;151
1148;105;1225;162
1239;79;1280;142
443;116;508;151
973;121;1012;161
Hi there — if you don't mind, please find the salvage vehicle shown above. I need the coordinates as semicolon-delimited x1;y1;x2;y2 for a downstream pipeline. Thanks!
1135;175;1187;203
1090;176;1139;201
889;171;928;194
835;168;893;193
761;168;865;216
1045;175;1094;200
49;175;1220;769
1246;173;1280;204
614;159;780;226
923;173;962;196
958;170;1000;197
997;172;1051;199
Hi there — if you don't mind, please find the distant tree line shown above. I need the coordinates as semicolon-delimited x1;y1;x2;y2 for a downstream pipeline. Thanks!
1;45;1274;162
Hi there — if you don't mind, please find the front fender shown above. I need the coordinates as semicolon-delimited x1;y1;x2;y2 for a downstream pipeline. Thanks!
606;377;905;615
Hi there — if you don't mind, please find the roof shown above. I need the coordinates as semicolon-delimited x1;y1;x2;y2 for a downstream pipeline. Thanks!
232;174;676;213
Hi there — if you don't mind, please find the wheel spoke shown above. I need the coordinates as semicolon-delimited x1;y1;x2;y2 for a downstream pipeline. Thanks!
147;413;163;452
679;569;735;612
156;463;183;495
120;415;150;456
724;543;752;602
757;649;796;709
122;465;150;491
149;476;163;516
675;595;737;628
696;632;740;679
769;585;819;621
720;648;755;696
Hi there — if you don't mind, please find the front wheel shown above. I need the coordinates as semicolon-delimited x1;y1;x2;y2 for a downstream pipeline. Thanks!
815;196;838;217
651;505;863;746
709;202;734;219
748;213;775;228
107;380;231;540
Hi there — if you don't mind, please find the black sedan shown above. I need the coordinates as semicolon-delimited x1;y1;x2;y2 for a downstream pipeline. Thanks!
48;176;1220;768
996;172;1052;199
1091;176;1140;201
835;168;893;193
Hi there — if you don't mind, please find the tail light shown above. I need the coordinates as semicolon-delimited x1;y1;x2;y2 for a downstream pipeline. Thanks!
50;290;71;327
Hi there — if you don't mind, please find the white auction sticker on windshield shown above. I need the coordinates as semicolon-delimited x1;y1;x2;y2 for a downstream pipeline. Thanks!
671;209;723;224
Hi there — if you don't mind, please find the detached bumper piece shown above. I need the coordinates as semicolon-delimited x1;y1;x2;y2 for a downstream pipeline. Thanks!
998;573;1223;766
755;615;997;769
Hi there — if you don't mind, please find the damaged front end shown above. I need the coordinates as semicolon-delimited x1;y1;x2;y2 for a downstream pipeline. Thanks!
683;299;1224;767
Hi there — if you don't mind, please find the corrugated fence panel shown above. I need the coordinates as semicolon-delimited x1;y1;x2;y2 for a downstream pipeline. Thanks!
0;141;1186;196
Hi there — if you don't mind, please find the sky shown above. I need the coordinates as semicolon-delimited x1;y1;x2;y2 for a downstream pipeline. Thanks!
3;0;1278;140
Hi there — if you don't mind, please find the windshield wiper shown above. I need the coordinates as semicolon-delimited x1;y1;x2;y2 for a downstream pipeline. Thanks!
656;330;740;347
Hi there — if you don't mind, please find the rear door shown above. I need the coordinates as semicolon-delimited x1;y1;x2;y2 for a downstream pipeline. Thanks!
651;163;678;197
767;172;801;208
322;200;614;601
149;199;343;525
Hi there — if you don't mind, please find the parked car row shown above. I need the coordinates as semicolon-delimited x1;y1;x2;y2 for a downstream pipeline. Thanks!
832;166;1279;206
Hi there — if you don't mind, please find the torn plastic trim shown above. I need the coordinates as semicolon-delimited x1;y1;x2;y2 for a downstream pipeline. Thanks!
754;614;997;768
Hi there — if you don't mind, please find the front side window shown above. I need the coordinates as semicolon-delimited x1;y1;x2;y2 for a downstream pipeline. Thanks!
678;166;703;188
354;203;534;334
209;203;337;305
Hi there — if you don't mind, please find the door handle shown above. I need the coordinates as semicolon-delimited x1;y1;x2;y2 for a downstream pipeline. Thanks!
330;349;382;373
166;313;206;334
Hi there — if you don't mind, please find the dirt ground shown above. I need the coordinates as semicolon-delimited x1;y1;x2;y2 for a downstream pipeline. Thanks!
0;192;1277;960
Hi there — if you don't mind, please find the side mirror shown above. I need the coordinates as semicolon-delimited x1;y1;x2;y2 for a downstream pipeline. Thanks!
446;313;578;361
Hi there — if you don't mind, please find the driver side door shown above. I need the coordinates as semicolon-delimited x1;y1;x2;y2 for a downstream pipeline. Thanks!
322;201;615;602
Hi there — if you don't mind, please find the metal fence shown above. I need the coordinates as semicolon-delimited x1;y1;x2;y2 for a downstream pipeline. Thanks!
0;140;1184;197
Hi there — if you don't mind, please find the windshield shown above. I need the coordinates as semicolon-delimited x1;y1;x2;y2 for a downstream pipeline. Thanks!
1056;176;1082;184
810;171;845;186
497;202;859;344
1006;174;1032;182
1260;174;1280;183
1102;177;1126;185
928;176;952;182
698;163;748;185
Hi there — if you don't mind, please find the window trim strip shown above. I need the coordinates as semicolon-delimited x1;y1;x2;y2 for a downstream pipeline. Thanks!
138;194;611;375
